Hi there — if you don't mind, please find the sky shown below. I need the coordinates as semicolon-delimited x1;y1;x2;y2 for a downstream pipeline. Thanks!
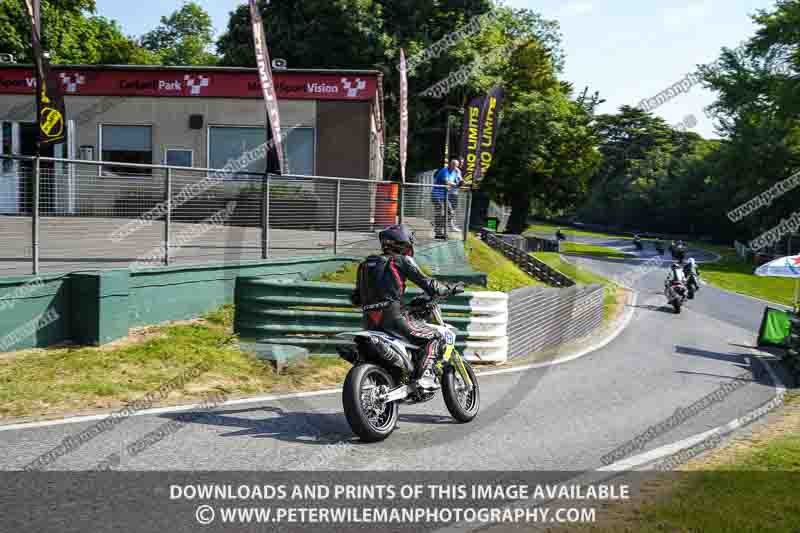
94;0;779;140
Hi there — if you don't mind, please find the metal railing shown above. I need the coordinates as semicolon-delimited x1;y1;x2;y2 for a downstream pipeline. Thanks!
480;228;575;287
507;283;605;359
0;154;472;275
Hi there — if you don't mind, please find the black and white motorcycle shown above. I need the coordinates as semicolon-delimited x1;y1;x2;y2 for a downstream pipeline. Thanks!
665;279;688;314
336;284;480;442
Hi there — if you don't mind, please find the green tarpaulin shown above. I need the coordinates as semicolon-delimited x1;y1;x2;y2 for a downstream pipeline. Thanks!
757;307;793;347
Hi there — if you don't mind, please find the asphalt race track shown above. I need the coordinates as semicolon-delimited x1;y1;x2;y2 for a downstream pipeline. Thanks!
0;237;789;474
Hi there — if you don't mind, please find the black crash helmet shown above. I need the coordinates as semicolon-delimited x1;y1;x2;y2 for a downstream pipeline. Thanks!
379;224;416;256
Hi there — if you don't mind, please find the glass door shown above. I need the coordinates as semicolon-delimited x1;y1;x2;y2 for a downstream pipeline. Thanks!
0;120;75;215
0;121;20;215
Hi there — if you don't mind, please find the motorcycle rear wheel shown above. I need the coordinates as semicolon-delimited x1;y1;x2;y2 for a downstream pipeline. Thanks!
342;364;399;442
442;361;480;423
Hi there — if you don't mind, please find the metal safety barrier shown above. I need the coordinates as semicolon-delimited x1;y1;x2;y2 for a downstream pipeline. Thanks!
0;154;472;276
480;228;575;287
507;283;605;359
234;278;509;363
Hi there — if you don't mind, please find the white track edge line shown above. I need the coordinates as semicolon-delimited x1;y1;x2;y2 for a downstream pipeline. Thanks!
441;348;788;533
0;294;639;433
598;349;786;472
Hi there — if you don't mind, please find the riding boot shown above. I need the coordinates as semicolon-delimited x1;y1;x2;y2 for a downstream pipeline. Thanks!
415;348;440;391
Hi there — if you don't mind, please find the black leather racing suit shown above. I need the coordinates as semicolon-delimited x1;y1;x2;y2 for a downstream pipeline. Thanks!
683;263;700;292
351;253;451;378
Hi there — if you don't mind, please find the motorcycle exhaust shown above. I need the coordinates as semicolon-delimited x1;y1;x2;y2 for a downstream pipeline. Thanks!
357;336;415;374
336;345;363;366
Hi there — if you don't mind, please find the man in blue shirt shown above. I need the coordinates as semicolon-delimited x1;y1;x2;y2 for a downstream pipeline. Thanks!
449;159;466;230
432;159;460;238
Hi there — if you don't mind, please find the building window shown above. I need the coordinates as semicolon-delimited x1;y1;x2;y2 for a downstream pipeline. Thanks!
100;124;152;176
208;126;266;177
283;127;315;176
165;148;193;168
208;126;315;177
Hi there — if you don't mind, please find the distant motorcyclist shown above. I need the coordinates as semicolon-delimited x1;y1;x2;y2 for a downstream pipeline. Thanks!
350;224;453;391
665;262;686;285
665;262;688;313
633;234;643;250
674;240;687;262
683;258;700;297
555;228;566;241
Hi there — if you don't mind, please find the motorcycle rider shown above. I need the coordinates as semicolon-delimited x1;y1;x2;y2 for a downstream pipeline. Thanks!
683;257;700;296
665;262;687;288
350;224;454;391
674;240;687;262
633;234;642;249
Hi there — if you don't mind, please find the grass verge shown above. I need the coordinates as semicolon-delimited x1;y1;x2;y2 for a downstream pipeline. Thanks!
0;308;351;422
526;221;659;241
567;393;800;533
464;233;546;291
690;242;798;307
529;220;796;307
315;235;546;292
560;241;635;259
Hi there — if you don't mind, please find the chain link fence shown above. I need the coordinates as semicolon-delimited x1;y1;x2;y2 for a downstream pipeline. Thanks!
0;155;471;275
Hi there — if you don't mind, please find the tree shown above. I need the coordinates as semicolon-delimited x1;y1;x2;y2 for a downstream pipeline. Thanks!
141;1;218;65
216;0;386;69
0;0;158;64
696;0;800;242
483;85;602;234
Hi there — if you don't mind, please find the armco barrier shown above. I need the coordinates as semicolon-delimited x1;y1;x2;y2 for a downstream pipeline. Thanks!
480;229;575;287
507;283;605;358
498;234;559;253
234;278;509;363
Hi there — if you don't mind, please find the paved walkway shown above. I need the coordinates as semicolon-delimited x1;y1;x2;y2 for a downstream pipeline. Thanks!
0;215;463;276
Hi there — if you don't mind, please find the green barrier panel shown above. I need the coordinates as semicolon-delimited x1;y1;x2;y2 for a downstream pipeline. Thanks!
234;278;506;356
757;307;792;347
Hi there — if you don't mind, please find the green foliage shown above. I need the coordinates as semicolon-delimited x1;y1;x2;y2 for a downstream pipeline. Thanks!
482;86;603;234
141;1;218;65
0;0;158;64
215;1;568;189
216;0;388;69
577;0;800;246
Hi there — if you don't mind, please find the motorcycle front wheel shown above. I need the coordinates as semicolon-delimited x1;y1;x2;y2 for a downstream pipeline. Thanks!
673;300;682;314
342;364;399;442
442;361;480;423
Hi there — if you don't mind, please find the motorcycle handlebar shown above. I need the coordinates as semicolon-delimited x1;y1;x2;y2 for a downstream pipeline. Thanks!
409;283;464;307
